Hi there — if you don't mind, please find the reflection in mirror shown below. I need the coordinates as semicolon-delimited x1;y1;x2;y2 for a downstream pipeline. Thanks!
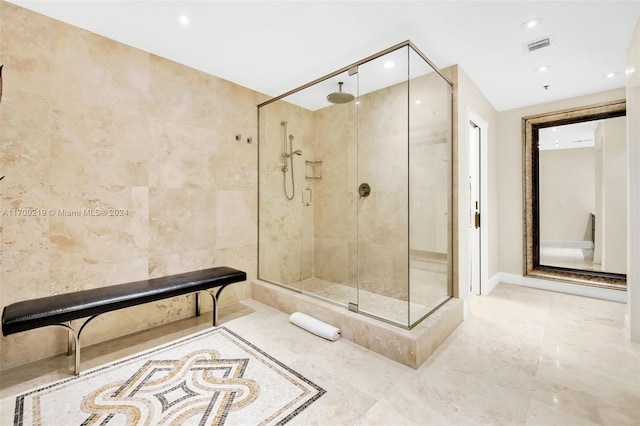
523;100;626;288
538;116;627;274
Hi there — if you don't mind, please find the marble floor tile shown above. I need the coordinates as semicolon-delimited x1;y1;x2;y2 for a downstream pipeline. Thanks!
381;366;532;425
354;401;423;426
285;359;377;426
1;283;639;425
531;354;640;425
524;398;601;426
540;246;600;271
425;329;540;390
299;337;414;400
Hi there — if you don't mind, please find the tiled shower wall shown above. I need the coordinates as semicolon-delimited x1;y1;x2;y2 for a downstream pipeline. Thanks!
0;1;260;369
312;102;358;286
258;100;315;284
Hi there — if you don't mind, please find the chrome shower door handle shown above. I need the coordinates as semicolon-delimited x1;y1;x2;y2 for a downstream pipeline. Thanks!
303;187;313;206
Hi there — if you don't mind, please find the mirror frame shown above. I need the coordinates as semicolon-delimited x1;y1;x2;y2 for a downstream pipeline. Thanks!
522;99;627;288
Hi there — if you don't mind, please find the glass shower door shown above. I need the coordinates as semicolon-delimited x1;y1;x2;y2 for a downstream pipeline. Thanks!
258;71;359;306
305;70;358;304
356;47;410;325
407;46;453;325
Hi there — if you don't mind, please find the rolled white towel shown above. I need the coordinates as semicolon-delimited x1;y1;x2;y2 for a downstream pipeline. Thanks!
289;312;341;341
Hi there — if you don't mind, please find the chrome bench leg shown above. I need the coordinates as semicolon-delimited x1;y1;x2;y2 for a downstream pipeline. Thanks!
72;331;81;375
52;323;80;375
212;292;219;326
197;287;228;326
198;291;218;326
67;321;74;355
212;285;229;326
53;315;100;375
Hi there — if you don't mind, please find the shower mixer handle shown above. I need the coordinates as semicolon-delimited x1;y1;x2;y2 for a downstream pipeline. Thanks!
358;183;371;198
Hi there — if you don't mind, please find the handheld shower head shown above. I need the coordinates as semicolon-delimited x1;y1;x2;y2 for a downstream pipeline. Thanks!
292;150;302;156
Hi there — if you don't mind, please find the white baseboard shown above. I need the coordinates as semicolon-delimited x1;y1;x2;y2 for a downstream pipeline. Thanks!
463;298;471;319
482;273;501;295
488;272;627;303
540;240;593;249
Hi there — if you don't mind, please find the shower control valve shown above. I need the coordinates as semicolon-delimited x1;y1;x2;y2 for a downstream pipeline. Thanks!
358;183;371;198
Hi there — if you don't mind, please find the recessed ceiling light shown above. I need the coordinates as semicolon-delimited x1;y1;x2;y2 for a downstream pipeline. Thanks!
384;61;395;69
536;65;551;73
415;100;422;104
520;18;542;30
176;14;190;25
603;72;621;79
626;68;636;76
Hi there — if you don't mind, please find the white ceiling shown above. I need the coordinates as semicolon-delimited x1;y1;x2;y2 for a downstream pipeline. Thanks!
8;1;639;111
539;120;599;151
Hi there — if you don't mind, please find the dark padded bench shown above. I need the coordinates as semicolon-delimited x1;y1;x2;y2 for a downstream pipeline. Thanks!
2;266;246;375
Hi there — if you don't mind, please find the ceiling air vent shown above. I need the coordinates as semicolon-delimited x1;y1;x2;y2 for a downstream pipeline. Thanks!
524;34;555;53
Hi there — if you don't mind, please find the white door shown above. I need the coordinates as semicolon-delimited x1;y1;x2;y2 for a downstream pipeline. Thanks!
469;121;481;295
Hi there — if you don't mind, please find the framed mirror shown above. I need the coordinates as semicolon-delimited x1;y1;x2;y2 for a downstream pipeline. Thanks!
523;99;626;288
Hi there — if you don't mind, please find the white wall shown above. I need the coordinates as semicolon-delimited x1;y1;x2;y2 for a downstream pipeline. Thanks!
440;65;498;308
599;117;627;274
594;123;604;264
595;117;628;273
539;147;595;242
625;17;640;342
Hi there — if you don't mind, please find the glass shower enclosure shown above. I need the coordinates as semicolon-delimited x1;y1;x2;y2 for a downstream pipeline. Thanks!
258;41;453;328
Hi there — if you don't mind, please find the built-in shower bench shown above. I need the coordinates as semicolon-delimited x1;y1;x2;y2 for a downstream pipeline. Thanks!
1;266;246;375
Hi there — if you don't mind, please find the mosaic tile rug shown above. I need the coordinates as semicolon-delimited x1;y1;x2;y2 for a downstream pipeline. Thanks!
13;327;325;425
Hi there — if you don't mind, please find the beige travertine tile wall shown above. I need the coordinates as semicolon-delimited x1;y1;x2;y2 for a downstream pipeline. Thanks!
258;100;315;285
355;82;410;299
0;1;260;370
312;101;358;286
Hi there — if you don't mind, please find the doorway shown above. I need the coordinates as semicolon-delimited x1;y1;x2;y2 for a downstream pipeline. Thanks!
467;109;488;296
469;121;481;295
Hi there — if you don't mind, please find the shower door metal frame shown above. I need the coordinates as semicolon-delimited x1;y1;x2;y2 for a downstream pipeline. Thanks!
257;41;452;110
257;40;455;329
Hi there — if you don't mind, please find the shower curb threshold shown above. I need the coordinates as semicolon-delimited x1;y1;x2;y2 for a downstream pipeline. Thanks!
251;280;463;369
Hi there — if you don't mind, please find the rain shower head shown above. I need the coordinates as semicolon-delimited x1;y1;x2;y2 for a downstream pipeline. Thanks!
326;82;354;104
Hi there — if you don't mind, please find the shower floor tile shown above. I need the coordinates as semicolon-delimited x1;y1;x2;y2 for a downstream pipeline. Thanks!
298;267;448;326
